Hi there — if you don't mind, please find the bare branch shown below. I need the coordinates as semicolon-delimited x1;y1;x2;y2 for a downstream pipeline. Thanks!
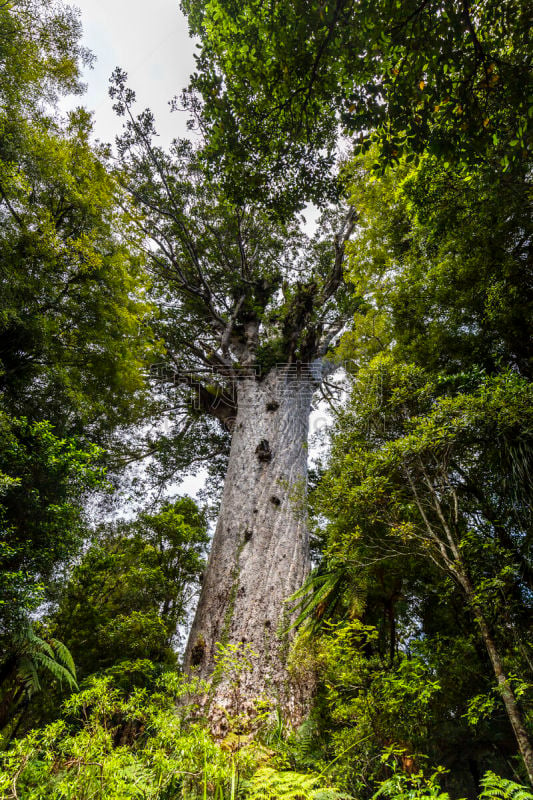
405;466;454;571
220;295;246;357
236;209;250;277
0;181;24;228
321;206;358;302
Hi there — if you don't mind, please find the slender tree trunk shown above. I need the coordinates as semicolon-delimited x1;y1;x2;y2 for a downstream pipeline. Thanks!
184;365;316;730
459;574;533;784
476;610;533;785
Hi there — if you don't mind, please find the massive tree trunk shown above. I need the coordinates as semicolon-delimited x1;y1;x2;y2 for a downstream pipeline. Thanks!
184;365;316;729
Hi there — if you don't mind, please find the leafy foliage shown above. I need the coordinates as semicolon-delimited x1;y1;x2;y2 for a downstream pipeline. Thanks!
372;752;454;799
0;671;345;799
1;666;530;798
181;0;531;207
0;414;106;643
479;772;533;800
49;498;209;680
12;628;77;697
0;102;154;438
0;0;157;733
245;766;350;799
340;151;532;379
300;134;533;790
0;414;105;734
0;1;532;798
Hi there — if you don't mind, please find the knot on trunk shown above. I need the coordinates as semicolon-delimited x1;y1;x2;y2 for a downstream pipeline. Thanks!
255;439;272;462
190;636;206;666
266;400;279;412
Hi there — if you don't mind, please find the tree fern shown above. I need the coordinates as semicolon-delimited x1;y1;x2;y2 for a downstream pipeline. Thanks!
25;628;55;660
289;565;366;633
49;637;77;678
479;772;533;800
16;656;41;696
13;624;78;695
245;766;351;799
32;652;77;690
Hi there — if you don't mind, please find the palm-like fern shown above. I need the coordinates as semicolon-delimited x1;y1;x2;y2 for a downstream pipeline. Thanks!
289;564;366;633
16;627;78;696
0;624;78;733
479;771;533;800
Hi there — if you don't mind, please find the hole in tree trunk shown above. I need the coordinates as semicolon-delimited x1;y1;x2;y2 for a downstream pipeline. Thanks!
255;439;272;462
190;637;206;666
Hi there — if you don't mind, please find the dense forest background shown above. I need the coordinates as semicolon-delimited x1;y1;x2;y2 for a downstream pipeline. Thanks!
0;0;531;797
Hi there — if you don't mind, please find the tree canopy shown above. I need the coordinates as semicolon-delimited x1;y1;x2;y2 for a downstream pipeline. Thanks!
182;0;532;207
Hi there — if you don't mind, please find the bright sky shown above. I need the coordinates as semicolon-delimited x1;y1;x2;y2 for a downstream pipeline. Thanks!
69;0;197;146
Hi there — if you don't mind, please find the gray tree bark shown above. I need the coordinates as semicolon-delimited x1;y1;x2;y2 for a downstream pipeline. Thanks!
184;365;317;729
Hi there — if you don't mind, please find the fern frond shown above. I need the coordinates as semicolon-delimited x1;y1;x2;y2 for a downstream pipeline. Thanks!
17;656;41;695
32;652;78;690
49;638;77;679
288;566;355;633
479;771;533;800
295;718;316;754
24;628;51;653
246;766;351;800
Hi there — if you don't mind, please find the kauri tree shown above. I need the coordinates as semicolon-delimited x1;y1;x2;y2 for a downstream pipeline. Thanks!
110;72;357;725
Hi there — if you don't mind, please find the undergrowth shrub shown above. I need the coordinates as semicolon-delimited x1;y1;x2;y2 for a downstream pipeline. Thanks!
1;661;531;799
0;667;345;799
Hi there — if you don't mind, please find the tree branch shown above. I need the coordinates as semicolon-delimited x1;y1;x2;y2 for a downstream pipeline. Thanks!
220;295;246;357
321;206;358;302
